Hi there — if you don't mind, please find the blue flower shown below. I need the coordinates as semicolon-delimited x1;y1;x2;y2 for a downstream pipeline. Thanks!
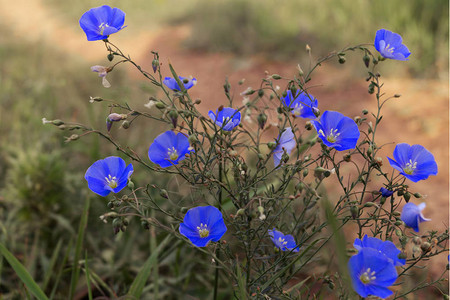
208;107;241;131
84;156;133;197
387;143;438;182
79;6;126;41
348;247;398;299
281;90;318;119
311;111;360;151
354;235;405;266
379;187;394;198
148;130;194;168
268;229;299;252
163;76;197;91
273;127;296;166
179;206;227;247
401;202;431;232
374;29;411;61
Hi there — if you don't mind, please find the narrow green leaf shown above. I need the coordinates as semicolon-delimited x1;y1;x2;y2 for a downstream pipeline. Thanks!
69;197;90;300
50;239;73;300
84;251;92;300
236;263;248;300
0;243;49;300
127;234;172;299
42;238;63;290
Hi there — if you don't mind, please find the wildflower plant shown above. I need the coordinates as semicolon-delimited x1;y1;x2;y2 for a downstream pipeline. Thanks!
40;5;449;299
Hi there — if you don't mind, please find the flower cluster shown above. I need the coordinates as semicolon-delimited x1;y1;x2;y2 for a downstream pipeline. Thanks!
349;236;403;298
77;7;445;299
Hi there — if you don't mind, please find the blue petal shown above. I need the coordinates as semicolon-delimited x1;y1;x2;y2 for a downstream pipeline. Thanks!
85;159;107;181
85;176;110;197
366;285;393;299
163;77;179;91
392;143;411;166
401;203;421;232
374;29;387;53
109;7;126;29
348;252;369;297
102;156;126;178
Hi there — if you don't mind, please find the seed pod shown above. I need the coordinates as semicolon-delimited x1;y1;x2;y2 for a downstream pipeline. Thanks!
107;53;114;61
363;54;370;68
350;206;359;219
257;113;267;129
160;189;169;199
420;242;431;253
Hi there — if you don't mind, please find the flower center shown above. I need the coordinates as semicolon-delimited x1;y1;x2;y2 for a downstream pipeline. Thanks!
98;22;110;35
222;116;231;126
403;159;417;175
384;43;395;55
319;128;340;143
105;174;118;189
167;147;179;161
359;268;376;284
278;237;288;246
292;103;303;116
197;223;210;238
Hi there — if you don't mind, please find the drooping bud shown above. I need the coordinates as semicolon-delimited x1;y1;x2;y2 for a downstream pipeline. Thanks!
107;53;114;61
152;59;159;73
305;121;313;130
350;205;359;219
338;56;346;64
168;109;178;128
403;192;411;202
363;54;370;68
155;101;166;109
160;189;169;199
127;180;135;190
257;113;267;129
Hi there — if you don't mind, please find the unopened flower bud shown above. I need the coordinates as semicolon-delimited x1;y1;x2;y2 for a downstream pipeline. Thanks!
160;189;169;199
257;113;267;129
155;101;166;109
302;169;309;177
420;242;431;253
257;206;264;214
338;56;346;64
90;96;103;102
343;154;351;162
152;59;159;73
394;220;404;226
350;205;359;219
398;251;407;260
362;109;368;115
267;141;276;150
107;53;114;61
188;134;198;144
272;74;282;80
413;192;422;198
121;120;130;129
127;180;134;190
364;202;376;207
363;54;370;68
141;219;150;230
258;89;264;97
52;119;64;126
168;110;178;128
412;236;422;245
394;94;401;98
297;64;304;76
305;121;313;130
395;229;402;237
403;192;411;202
236;208;245;216
180;207;188;213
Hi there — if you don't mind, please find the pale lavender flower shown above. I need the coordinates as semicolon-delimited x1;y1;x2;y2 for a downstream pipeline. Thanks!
91;65;111;88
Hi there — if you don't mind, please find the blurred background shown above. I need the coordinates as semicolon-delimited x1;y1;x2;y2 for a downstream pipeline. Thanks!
0;0;448;298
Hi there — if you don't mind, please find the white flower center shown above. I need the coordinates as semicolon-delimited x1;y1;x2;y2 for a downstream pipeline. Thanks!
319;128;340;143
197;223;210;238
222;116;231;126
403;159;417;175
105;174;118;189
292;103;303;116
384;43;395;55
167;147;179;161
98;22;110;35
359;268;376;284
278;237;288;246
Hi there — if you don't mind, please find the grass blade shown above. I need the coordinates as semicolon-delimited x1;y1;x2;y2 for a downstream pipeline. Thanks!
0;243;49;300
84;251;93;300
69;196;90;300
42;238;63;291
236;263;248;300
127;233;172;299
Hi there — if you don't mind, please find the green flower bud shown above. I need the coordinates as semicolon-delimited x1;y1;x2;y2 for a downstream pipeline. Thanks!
272;74;282;80
364;202;376;207
362;109;368;115
257;113;267;129
394;220;404;226
413;192;422;198
121;120;130;129
302;169;309;177
267;141;276;150
258;89;264;97
52;119;64;126
350;205;359;219
180;207;188;213
363;54;370;68
152;59;159;73
107;53;114;61
127;180;135;190
403;192;411;202
160;189;169;199
236;208;245;216
155;101;166;109
141;219;150;230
